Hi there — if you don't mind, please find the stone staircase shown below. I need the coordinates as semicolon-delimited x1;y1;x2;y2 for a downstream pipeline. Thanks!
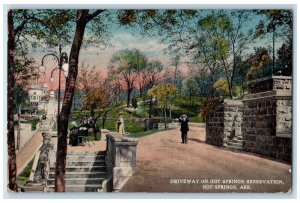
226;135;243;151
47;151;108;192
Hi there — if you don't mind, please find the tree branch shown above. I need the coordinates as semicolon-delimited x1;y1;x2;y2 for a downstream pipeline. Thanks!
87;9;105;22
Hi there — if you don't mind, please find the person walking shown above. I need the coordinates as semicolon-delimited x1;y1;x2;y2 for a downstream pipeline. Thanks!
116;112;125;135
179;114;189;144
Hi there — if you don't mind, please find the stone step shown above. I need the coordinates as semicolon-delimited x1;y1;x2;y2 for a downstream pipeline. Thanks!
47;177;106;185
47;184;102;192
226;143;243;151
227;141;243;148
228;139;243;144
22;183;44;192
51;160;106;167
49;165;107;172
48;171;107;179
67;151;106;155
236;136;243;140
50;154;106;162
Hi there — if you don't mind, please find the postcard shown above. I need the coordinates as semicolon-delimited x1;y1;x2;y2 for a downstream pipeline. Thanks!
6;8;292;194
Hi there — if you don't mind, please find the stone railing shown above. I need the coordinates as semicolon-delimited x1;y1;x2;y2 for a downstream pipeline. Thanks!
105;133;139;192
32;132;53;185
23;132;53;192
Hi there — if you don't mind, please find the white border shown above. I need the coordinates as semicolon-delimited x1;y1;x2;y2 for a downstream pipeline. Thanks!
1;1;299;202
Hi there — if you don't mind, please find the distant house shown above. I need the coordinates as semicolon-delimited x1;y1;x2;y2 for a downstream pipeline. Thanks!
28;82;49;111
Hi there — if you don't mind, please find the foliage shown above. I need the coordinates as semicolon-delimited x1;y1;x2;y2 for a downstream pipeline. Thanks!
128;129;167;138
17;158;34;186
200;97;223;121
247;47;271;80
108;48;148;107
77;63;117;115
132;97;138;109
13;84;29;113
148;84;177;108
23;119;39;131
213;78;229;96
276;40;292;75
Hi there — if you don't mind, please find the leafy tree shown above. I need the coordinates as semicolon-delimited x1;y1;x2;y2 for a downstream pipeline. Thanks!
247;47;272;80
197;10;256;99
7;9;72;191
57;9;110;192
148;84;177;128
141;60;164;118
108;48;147;107
213;78;230;97
276;40;292;75
255;10;292;74
185;77;197;101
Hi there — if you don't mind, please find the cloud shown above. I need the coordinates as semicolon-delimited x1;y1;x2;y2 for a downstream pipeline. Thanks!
79;32;172;75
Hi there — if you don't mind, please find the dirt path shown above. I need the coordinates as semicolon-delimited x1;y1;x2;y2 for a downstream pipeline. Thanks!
120;124;291;193
16;131;43;174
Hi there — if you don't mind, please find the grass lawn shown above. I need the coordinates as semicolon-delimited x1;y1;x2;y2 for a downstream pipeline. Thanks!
128;128;170;138
17;158;34;186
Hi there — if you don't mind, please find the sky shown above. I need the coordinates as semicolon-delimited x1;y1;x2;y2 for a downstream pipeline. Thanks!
29;9;290;90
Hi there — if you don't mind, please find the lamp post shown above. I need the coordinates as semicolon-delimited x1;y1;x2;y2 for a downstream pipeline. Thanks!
39;44;69;134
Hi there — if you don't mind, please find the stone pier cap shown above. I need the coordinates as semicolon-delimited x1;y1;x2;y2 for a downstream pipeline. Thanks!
106;133;139;145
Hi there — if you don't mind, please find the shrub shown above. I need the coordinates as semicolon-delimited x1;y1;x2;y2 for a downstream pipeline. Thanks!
200;97;223;121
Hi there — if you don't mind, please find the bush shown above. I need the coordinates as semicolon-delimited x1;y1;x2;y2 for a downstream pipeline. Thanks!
200;97;223;121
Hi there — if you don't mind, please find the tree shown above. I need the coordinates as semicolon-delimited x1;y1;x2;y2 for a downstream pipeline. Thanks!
108;48;147;107
185;77;197;101
143;61;164;118
197;10;256;99
213;78;230;97
247;47;272;80
277;40;292;75
57;9;108;192
255;10;292;74
7;9;71;191
132;97;138;109
148;84;177;129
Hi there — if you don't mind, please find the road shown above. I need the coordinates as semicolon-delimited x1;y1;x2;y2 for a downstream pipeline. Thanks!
120;123;291;193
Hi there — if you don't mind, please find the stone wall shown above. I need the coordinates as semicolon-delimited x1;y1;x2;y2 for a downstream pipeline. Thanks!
206;99;243;147
242;76;292;162
14;123;37;152
105;133;138;192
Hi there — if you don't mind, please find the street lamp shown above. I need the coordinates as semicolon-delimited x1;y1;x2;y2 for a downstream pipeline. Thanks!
39;44;69;134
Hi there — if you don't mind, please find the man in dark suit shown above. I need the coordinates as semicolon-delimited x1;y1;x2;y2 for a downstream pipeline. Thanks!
179;114;189;144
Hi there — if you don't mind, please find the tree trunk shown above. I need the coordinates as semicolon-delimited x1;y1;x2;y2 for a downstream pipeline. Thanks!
55;10;89;192
127;88;132;107
102;112;107;129
7;10;18;192
17;105;21;151
139;82;142;97
164;106;167;129
148;95;152;119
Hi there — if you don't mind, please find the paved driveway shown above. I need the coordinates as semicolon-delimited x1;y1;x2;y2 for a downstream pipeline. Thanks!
120;123;291;193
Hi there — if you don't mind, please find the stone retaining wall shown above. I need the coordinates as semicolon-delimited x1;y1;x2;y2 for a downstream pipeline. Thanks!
242;76;292;161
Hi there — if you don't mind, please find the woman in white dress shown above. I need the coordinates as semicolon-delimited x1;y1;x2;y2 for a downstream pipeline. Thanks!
116;112;125;135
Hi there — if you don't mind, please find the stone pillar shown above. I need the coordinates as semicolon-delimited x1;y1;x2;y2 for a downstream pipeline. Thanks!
105;133;139;192
242;76;292;161
206;99;243;148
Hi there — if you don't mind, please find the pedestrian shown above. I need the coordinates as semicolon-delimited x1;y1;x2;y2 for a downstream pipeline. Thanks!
179;114;189;144
116;112;125;135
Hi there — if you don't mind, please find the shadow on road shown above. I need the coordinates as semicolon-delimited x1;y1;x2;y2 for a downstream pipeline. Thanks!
188;138;205;144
